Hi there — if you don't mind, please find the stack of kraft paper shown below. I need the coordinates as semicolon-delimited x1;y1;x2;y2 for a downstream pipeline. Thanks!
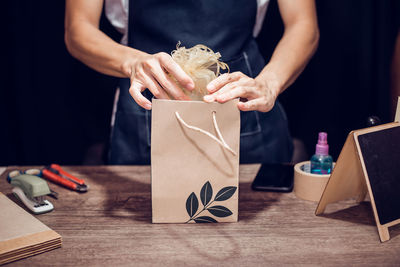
0;192;61;265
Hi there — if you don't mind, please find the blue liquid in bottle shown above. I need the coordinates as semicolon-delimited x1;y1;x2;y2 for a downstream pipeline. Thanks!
310;132;333;175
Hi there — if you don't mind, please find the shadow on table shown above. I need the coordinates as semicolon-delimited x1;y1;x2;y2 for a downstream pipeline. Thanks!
92;166;152;222
319;201;400;240
318;201;376;226
389;224;400;240
237;182;281;222
88;166;282;262
89;166;280;223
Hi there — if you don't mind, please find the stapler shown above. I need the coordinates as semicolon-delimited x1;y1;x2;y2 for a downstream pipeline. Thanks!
7;171;54;214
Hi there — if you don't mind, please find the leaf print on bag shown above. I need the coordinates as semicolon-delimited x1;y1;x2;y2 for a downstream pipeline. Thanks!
186;192;198;218
194;216;218;223
214;186;237;201
185;181;237;223
200;181;213;206
207;205;233;217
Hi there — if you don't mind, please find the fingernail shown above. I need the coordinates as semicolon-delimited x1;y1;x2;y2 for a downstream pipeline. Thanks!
187;82;195;90
203;95;213;102
207;84;215;92
217;95;225;101
144;103;152;110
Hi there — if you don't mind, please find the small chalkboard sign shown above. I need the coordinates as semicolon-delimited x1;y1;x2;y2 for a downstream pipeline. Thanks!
316;122;400;242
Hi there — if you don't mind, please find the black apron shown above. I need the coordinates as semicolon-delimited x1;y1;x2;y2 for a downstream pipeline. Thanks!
109;0;293;164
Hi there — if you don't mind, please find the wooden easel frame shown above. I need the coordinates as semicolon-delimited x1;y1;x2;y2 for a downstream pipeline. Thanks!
315;122;400;242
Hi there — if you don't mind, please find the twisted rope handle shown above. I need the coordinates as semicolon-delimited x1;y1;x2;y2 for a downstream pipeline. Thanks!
175;111;237;156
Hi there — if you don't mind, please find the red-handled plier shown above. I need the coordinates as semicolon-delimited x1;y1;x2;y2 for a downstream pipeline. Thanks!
42;164;88;193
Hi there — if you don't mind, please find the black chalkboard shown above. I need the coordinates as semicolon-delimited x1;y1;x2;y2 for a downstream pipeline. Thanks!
357;126;400;225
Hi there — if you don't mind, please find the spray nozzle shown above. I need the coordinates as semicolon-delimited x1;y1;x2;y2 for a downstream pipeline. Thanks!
318;132;328;145
316;132;329;155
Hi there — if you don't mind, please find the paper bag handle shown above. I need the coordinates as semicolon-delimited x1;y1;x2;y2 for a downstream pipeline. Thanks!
175;111;237;156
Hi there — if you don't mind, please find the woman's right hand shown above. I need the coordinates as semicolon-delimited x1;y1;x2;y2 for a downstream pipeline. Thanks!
124;51;195;110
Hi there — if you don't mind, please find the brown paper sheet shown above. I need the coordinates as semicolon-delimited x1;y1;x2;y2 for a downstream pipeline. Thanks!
0;192;61;264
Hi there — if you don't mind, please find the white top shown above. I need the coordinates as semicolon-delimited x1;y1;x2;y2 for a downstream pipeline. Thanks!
105;0;270;45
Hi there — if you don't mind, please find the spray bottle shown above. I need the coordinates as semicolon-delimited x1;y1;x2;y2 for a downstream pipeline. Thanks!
310;132;333;174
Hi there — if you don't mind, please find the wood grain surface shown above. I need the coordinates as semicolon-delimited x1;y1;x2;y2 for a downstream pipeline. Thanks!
1;165;399;266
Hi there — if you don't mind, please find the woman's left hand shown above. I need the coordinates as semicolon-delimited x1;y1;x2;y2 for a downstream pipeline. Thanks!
203;72;280;112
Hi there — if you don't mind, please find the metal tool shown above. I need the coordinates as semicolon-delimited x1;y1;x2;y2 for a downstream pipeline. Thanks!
7;171;54;214
42;164;88;192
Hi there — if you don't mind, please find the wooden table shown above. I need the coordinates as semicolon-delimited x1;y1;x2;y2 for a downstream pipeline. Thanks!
1;165;399;266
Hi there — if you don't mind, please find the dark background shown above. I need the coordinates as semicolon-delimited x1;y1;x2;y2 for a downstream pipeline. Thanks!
2;0;400;166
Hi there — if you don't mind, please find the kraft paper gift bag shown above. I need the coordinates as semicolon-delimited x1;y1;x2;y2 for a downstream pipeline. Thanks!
151;98;240;223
